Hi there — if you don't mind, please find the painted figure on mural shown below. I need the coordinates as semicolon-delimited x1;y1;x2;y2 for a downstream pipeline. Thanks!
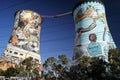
87;33;102;56
87;33;110;59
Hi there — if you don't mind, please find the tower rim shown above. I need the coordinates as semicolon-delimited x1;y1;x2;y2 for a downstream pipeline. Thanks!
72;0;104;15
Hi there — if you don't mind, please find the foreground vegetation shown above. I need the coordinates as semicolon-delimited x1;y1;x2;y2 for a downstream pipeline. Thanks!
43;49;120;80
0;48;120;80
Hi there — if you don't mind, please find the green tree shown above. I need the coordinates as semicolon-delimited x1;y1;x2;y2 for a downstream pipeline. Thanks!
4;67;19;77
15;63;26;77
43;55;71;80
0;69;4;76
18;57;41;79
69;56;109;80
69;56;91;80
108;48;120;79
43;57;57;79
88;57;108;80
57;55;70;79
43;49;120;80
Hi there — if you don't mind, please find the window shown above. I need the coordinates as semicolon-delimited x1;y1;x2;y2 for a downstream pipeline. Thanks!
35;59;39;62
10;51;12;53
20;53;23;56
14;52;18;54
6;49;8;52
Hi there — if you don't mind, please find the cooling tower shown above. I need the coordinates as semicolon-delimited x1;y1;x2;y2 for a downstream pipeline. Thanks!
72;0;116;60
3;10;42;64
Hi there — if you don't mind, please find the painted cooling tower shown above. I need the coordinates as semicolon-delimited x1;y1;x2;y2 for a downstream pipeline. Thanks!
4;10;42;64
73;0;116;60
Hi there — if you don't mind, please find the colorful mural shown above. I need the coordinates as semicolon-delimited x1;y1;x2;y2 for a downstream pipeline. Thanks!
73;1;116;59
9;10;42;54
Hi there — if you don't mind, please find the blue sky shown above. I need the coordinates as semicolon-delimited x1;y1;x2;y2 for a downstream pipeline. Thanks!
0;0;120;63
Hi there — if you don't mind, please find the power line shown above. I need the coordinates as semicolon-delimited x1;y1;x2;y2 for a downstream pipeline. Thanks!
0;31;119;46
41;48;73;54
0;0;33;11
0;0;119;18
0;27;74;38
0;0;73;18
0;22;74;30
0;22;75;37
41;36;74;43
0;35;74;43
42;11;72;18
1;29;117;42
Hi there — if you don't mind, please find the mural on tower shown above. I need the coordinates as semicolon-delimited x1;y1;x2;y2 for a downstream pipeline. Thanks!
4;10;42;65
73;0;116;59
9;10;42;54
